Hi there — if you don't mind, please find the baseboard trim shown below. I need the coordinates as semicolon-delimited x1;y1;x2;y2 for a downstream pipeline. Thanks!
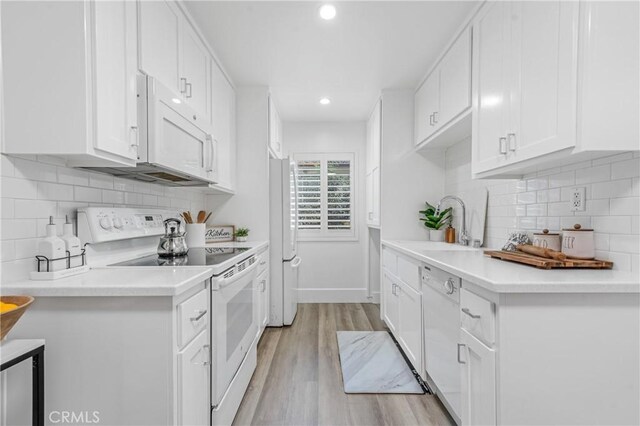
297;288;369;303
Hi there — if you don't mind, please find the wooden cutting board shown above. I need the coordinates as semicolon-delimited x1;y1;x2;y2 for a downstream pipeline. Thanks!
484;250;614;270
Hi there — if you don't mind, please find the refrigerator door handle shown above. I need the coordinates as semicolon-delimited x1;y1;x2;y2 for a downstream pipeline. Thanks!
291;257;302;269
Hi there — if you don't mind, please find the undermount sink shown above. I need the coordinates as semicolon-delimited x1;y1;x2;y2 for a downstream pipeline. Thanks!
392;241;478;252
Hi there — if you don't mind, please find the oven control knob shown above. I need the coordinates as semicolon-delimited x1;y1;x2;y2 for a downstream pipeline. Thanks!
99;217;113;230
444;278;455;295
113;218;124;229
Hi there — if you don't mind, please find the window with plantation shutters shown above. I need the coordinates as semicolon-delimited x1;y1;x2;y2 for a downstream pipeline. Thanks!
294;153;356;241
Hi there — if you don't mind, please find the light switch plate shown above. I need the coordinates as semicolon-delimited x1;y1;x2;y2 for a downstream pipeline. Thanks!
570;187;586;212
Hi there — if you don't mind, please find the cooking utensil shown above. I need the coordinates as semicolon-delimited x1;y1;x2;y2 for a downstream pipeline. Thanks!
203;212;212;223
157;218;189;257
517;244;566;260
197;210;206;224
533;229;561;251
561;224;595;259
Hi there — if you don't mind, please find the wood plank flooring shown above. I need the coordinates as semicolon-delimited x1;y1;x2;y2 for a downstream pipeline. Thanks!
233;303;454;426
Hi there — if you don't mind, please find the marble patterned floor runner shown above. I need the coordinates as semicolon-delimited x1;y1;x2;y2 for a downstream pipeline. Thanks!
336;331;425;394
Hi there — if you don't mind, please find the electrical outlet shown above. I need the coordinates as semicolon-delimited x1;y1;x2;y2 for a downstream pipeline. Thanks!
570;187;586;212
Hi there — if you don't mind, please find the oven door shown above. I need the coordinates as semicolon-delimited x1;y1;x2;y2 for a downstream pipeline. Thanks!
211;258;258;406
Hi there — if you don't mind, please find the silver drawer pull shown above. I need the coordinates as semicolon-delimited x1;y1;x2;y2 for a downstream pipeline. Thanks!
457;343;466;364
193;344;210;366
190;309;207;322
461;308;481;319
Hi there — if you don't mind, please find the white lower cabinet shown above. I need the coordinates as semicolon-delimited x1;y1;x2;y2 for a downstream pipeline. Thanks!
460;328;496;426
396;279;422;373
178;329;210;426
256;268;270;339
382;248;422;373
382;271;399;334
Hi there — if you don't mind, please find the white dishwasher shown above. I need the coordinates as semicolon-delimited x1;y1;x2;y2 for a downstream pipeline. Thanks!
422;264;462;424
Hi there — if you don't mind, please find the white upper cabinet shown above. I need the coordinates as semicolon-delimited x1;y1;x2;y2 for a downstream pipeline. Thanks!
1;0;138;166
179;22;211;122
138;0;181;94
415;28;472;148
366;99;381;227
473;1;579;177
139;0;211;122
473;1;638;178
211;60;236;192
268;97;283;158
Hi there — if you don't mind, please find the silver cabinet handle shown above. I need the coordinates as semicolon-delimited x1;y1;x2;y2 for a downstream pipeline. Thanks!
129;126;139;152
429;113;434;126
508;133;516;151
391;283;396;296
499;137;507;154
193;344;210;366
260;280;266;292
457;343;466;364
185;82;193;98
461;308;481;319
433;111;439;124
190;309;207;322
180;77;187;94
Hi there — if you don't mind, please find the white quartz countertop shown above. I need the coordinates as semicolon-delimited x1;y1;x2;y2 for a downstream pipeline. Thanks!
0;268;215;297
1;240;269;297
382;240;640;294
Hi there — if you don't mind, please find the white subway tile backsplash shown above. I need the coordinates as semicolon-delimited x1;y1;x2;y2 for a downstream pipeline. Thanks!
517;191;537;205
527;178;548;191
113;177;136;192
58;202;89;220
1;219;37;240
1;199;14;219
591;180;633;200
37;182;74;201
592;216;631;234
13;157;58;182
14;200;57;219
611;158;640;180
142;195;158;206
14;238;39;260
609;234;640;254
576;164;610;184
548;171;575;189
610;197;640;216
1;155;15;176
74;186;102;203
88;172;114;190
1;241;15;261
591;152;634;166
57;167;89;186
102;190;124;204
2;177;37;199
526;203;547;217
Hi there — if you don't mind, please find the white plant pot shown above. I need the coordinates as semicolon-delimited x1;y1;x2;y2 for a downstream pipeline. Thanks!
235;236;248;242
429;229;445;242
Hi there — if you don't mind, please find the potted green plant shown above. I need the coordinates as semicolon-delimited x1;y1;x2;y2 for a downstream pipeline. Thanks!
234;227;249;242
419;202;452;241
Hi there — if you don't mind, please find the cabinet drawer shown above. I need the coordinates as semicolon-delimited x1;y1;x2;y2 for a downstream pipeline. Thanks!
177;288;208;349
460;288;495;347
382;247;397;276
397;255;421;292
257;251;269;276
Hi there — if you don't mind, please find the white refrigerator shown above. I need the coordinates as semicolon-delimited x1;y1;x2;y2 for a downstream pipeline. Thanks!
269;158;301;326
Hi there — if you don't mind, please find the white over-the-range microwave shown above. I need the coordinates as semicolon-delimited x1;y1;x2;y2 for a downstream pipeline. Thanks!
83;75;219;187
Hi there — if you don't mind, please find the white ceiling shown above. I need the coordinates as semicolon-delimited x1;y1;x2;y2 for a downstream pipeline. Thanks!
184;1;477;122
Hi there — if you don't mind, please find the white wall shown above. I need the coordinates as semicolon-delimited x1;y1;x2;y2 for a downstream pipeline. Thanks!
445;138;640;272
0;154;207;281
283;121;368;302
206;87;270;241
380;90;446;241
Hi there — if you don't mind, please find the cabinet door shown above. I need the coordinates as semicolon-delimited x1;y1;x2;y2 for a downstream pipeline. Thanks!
138;0;180;94
439;28;472;127
92;0;138;162
371;166;380;226
397;280;422;373
180;22;211;121
415;71;440;144
471;1;511;174
178;330;209;426
460;328;496;426
382;271;399;334
368;100;381;171
366;171;374;225
261;271;270;328
211;61;236;190
268;97;282;158
507;1;577;162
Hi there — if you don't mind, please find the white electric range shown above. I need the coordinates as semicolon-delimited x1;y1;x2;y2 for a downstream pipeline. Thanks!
77;207;261;423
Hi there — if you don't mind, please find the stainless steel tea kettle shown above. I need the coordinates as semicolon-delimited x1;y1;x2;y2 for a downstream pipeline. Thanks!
157;218;189;257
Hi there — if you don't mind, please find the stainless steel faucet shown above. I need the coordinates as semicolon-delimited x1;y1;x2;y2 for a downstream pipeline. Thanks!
437;195;470;246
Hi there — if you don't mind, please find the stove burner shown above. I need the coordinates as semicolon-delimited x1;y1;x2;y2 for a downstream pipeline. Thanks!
109;247;251;267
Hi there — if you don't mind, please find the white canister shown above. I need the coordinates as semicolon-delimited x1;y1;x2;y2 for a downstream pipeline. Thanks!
185;223;206;248
561;224;595;259
532;229;561;251
429;229;445;242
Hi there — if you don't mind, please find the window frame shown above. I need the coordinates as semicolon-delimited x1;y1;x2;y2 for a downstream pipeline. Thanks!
293;152;358;242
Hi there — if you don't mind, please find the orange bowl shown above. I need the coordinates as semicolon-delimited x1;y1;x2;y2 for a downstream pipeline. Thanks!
0;296;34;341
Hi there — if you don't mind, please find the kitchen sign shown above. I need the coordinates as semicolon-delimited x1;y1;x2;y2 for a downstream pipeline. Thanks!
205;225;235;243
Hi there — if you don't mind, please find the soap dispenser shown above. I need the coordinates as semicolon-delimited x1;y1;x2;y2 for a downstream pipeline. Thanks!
38;216;66;271
61;215;82;267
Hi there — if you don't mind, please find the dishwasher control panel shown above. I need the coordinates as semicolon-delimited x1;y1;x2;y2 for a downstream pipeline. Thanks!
421;264;461;303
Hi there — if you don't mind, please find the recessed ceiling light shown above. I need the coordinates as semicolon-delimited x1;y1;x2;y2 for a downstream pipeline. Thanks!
319;97;331;105
319;4;336;20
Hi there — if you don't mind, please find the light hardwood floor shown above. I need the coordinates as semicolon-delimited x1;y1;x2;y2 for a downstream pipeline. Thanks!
233;303;454;426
